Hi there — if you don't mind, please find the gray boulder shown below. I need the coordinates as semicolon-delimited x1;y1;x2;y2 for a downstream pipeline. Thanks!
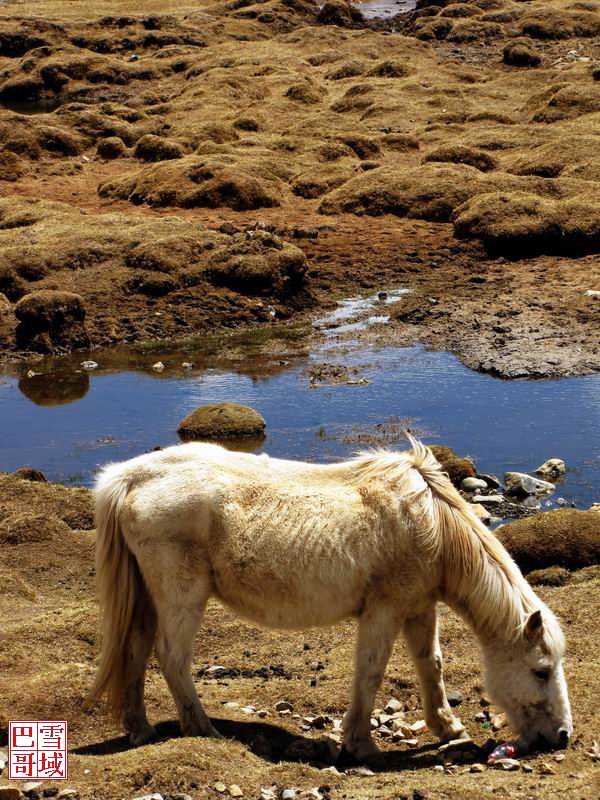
504;471;555;497
533;458;566;482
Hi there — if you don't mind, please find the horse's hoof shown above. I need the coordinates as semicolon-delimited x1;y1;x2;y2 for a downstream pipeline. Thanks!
129;723;157;747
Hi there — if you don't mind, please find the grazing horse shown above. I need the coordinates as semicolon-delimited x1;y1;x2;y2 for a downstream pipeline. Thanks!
89;437;572;762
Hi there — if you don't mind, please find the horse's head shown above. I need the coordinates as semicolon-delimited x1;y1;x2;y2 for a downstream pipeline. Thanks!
481;609;572;750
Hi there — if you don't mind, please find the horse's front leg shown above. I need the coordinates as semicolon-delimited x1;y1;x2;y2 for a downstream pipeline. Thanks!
343;604;401;767
403;605;466;742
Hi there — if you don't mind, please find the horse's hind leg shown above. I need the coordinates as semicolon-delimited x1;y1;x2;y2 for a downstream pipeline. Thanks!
343;604;401;766
153;578;220;739
123;591;157;747
403;605;466;742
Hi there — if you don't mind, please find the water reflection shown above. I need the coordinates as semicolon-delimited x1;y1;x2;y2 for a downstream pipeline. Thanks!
18;370;90;406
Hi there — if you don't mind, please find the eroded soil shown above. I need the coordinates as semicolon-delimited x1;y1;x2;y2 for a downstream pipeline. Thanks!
0;0;599;376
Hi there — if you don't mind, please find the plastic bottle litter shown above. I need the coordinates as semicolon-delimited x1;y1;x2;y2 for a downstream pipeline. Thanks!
487;742;520;764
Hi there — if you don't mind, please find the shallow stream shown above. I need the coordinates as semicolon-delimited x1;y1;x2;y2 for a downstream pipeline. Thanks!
1;309;598;515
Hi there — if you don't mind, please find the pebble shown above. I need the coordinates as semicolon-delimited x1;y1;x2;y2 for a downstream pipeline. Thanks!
206;665;228;677
539;762;556;775
433;765;444;772
152;361;165;372
471;495;504;504
378;725;392;737
23;783;43;793
320;766;342;776
182;362;193;369
275;700;293;712
479;473;500;489
446;690;463;707
462;477;488;491
241;706;256;715
57;792;79;800
26;370;37;378
585;289;600;297
491;758;520;771
470;763;486;773
0;753;6;768
229;786;243;797
214;783;227;794
522;763;534;773
491;713;506;732
409;719;427;733
259;790;277;800
404;738;419;747
345;766;374;777
223;701;239;708
377;291;388;301
80;360;98;370
384;698;403;714
281;791;296;800
553;753;566;763
256;709;269;718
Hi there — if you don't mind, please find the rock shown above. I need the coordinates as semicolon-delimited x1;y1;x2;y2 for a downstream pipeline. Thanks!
22;783;42;794
590;503;600;512
522;763;534;773
471;494;503;504
461;477;488;491
539;762;556;775
57;792;79;800
527;566;571;587
534;459;566;482
447;690;463;707
178;402;266;441
275;700;293;712
229;786;243;797
503;471;555;497
404;738;419;747
14;290;89;354
409;720;427;734
206;664;228;678
429;445;476;487
584;289;600;297
214;783;227;794
0;789;22;800
496;509;600;572
470;503;491;524
182;362;193;369
81;360;98;370
152;361;165;372
240;706;255;715
470;763;486;773
491;758;520;771
384;698;403;714
479;473;500;489
12;467;47;483
491;713;506;732
281;791;296;800
345;765;375;776
317;0;364;28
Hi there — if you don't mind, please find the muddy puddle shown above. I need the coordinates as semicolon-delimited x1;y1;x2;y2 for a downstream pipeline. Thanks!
1;302;599;516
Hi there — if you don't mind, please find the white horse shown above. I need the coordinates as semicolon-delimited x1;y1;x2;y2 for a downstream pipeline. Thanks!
89;437;572;763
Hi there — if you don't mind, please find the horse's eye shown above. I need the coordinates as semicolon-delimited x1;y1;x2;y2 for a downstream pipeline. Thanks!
533;669;550;681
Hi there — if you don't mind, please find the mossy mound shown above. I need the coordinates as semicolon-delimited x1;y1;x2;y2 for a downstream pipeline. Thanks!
527;566;571;587
503;39;542;68
317;1;365;28
134;134;185;161
497;510;600;573
0;473;93;530
178;402;266;441
429;444;476;486
204;230;307;293
0;150;27;182
453;190;600;255
99;156;282;210
14;290;89;353
422;145;498;172
96;136;127;159
0;512;71;544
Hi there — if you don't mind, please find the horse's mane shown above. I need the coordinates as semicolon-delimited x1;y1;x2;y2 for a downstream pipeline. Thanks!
344;438;565;653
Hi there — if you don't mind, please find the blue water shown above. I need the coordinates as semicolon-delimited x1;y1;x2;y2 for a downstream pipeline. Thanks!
1;345;599;509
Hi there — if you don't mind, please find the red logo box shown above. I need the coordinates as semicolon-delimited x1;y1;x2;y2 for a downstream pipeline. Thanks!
8;721;68;780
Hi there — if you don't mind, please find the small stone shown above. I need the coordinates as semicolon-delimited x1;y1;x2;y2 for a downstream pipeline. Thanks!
223;701;239;708
585;289;600;297
259;790;277;800
539;762;556;775
491;713;506;732
470;763;486;773
256;709;269;718
57;792;79;800
281;791;296;800
378;725;392;738
378;714;394;726
26;370;37;378
492;758;520;771
214;783;227;794
23;784;43;794
409;719;427;734
504;471;555;497
404;738;419;747
471;495;504;504
474;712;487;722
182;362;193;369
370;717;379;729
522;763;534;773
229;786;243;797
206;665;228;678
320;766;341;776
446;690;463;707
345;765;374;777
275;700;293;712
534;459;566;481
241;706;256;715
385;698;403;714
433;764;444;772
462;477;488;491
377;291;388;301
152;361;165;372
80;360;98;370
554;753;566;762
479;473;500;489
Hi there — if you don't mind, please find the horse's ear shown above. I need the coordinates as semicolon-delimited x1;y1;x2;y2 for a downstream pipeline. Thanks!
524;610;544;643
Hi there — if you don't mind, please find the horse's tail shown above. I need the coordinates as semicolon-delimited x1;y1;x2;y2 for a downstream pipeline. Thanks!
87;462;149;718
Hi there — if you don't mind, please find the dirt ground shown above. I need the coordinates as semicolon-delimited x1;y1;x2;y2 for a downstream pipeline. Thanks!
0;0;599;376
1;474;599;800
